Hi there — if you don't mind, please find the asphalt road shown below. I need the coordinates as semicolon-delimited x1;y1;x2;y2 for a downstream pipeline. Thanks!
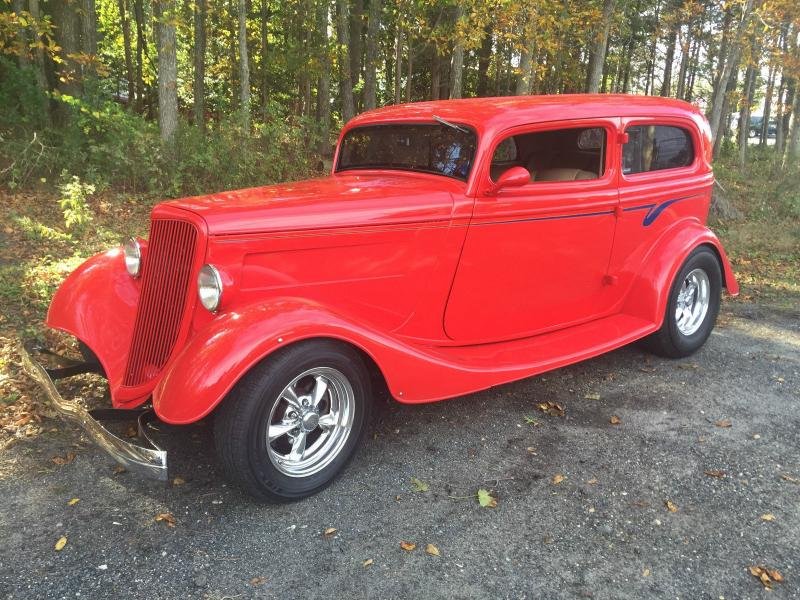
1;302;798;599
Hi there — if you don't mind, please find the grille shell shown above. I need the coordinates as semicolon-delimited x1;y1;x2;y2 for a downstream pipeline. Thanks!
124;218;199;387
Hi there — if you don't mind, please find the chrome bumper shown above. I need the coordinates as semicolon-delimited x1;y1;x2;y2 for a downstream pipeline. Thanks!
19;342;168;481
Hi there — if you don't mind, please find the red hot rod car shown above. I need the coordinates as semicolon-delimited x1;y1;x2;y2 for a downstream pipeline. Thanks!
22;95;738;501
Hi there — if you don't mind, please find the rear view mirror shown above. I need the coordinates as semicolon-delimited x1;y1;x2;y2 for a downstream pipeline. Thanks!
491;166;530;193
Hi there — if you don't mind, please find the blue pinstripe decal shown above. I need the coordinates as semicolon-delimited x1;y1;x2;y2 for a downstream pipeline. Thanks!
623;195;697;227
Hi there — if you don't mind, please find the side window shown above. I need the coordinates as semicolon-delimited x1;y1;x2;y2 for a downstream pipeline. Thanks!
490;126;606;183
623;125;694;175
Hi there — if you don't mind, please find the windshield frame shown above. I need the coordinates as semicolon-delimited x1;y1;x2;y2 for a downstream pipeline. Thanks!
334;121;479;182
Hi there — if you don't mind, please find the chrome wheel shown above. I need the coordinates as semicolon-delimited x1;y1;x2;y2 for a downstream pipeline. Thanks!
266;367;355;478
674;268;710;336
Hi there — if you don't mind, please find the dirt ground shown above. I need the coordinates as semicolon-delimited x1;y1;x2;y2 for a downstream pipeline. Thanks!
0;301;798;599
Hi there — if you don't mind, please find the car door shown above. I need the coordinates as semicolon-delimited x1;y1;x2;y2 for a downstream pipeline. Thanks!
444;119;621;343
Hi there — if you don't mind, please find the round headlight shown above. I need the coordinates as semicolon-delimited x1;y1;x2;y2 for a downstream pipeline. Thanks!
123;238;141;277
198;265;223;312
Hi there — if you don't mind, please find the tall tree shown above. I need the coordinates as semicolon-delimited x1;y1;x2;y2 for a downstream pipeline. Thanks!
586;0;616;93
363;0;380;110
133;0;147;111
449;5;464;99
316;0;331;153
237;0;250;129
117;0;135;105
708;0;754;145
154;0;178;142
337;0;355;120
193;0;207;130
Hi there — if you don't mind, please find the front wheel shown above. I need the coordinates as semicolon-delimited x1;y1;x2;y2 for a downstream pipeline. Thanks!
643;246;722;358
214;340;371;502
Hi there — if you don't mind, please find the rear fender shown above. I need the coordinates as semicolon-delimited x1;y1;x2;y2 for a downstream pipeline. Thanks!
623;221;739;326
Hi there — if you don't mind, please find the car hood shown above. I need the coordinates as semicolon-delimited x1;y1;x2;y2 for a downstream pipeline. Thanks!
163;172;463;236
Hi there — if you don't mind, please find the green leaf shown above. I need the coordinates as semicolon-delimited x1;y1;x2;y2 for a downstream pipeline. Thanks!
477;488;497;508
410;477;429;493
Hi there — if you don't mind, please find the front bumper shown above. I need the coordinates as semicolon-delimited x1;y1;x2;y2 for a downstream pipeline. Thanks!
19;342;168;481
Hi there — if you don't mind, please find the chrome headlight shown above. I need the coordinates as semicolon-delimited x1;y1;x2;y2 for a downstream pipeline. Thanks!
123;238;142;278
198;265;223;312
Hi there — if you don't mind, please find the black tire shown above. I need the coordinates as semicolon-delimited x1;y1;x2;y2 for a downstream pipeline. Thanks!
643;246;722;358
214;340;371;502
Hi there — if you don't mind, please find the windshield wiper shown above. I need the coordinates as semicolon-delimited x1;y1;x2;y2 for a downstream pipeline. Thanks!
433;115;469;134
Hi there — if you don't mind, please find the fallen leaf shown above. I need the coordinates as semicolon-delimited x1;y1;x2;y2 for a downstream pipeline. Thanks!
124;425;138;438
584;392;601;401
664;500;678;513
67;498;80;506
54;536;67;551
410;477;429;493
154;512;176;527
552;473;565;485
172;476;185;486
323;527;337;537
523;416;539;426
425;543;440;556
51;451;76;466
535;401;565;417
748;565;784;589
362;559;373;567
112;465;126;475
760;513;776;522
609;415;622;425
400;541;416;552
477;488;497;508
249;577;266;586
526;446;537;454
714;419;732;428
704;470;726;478
677;363;699;370
780;473;799;484
587;478;598;485
642;568;651;577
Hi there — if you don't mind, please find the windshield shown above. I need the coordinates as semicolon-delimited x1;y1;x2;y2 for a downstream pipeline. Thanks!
336;123;477;181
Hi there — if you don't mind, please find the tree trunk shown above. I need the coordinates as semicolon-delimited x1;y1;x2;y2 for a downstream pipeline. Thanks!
448;6;464;99
759;60;776;146
154;0;178;143
708;0;753;145
337;0;355;119
660;25;678;96
516;24;535;96
349;0;363;108
394;26;402;104
53;0;81;101
476;23;492;97
363;0;380;110
774;76;787;154
117;0;136;105
431;47;441;100
713;66;739;157
405;45;413;102
12;0;30;69
675;26;690;100
27;0;50;118
738;60;757;167
237;0;250;129
586;0;615;93
260;0;269;114
192;0;206;129
778;79;796;156
785;88;800;165
133;0;147;111
316;0;331;153
81;0;97;56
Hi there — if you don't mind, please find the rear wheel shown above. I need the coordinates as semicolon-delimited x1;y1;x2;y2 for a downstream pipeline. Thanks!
643;246;722;358
214;340;371;502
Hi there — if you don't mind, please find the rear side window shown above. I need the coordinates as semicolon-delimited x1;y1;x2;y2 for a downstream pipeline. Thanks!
622;125;694;174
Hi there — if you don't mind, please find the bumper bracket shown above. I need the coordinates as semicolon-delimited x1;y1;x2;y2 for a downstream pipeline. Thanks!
19;341;168;481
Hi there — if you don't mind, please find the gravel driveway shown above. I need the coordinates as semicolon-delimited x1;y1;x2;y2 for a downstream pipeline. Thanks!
1;303;798;599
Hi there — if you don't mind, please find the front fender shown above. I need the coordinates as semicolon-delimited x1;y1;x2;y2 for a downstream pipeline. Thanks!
46;247;141;402
623;221;739;325
153;299;396;424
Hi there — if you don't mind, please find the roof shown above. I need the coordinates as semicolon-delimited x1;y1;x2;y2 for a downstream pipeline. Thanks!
345;94;704;137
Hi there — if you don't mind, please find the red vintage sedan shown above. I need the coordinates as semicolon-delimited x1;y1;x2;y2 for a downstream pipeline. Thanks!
22;95;739;501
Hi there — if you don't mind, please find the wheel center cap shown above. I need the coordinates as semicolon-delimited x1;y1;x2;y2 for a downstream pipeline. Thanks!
302;412;319;430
